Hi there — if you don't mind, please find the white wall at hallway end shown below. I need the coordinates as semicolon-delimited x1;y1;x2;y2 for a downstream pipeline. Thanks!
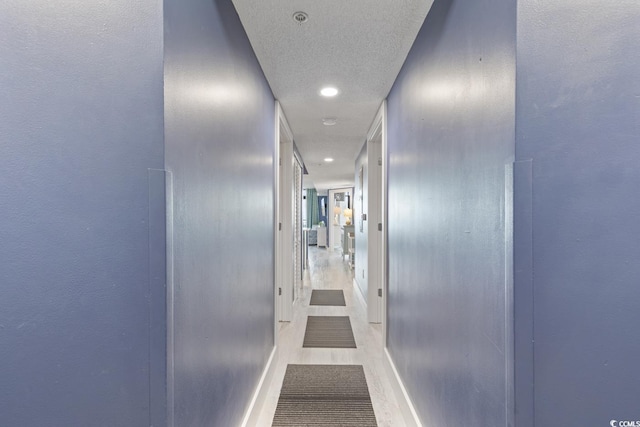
327;187;353;251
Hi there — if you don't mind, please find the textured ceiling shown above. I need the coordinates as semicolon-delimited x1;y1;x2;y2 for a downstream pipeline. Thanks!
232;0;432;191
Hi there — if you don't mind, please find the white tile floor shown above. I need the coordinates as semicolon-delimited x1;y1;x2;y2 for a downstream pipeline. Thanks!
254;246;406;426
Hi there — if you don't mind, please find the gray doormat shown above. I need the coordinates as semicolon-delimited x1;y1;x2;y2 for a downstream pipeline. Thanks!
303;316;356;348
272;364;378;426
309;289;346;306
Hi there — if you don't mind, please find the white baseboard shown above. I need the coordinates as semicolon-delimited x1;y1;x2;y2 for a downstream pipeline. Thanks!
383;348;423;427
353;278;367;307
240;345;278;427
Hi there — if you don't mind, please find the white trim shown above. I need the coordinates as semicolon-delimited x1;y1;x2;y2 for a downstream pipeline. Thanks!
366;102;385;142
352;278;367;307
380;100;388;346
276;102;295;322
293;156;304;302
383;348;423;427
279;139;294;321
363;102;387;325
274;102;281;338
367;134;382;323
240;346;279;427
504;162;515;427
165;170;175;427
278;103;294;146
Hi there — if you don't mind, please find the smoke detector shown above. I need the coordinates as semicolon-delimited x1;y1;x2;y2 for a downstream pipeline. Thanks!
322;118;337;126
293;12;309;24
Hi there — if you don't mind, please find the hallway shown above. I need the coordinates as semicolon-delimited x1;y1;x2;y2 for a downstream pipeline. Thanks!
256;246;405;426
2;0;639;425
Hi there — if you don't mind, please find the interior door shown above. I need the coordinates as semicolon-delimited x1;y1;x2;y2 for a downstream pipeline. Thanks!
292;158;303;301
278;124;294;322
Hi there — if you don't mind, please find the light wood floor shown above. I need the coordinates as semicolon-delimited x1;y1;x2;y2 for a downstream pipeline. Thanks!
254;246;406;426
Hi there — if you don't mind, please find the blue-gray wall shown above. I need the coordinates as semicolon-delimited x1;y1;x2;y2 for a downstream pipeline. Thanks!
0;1;165;426
386;0;516;424
515;2;640;425
164;0;275;425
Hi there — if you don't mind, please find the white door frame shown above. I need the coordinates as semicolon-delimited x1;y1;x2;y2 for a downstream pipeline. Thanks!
365;102;387;332
275;102;295;325
292;154;303;302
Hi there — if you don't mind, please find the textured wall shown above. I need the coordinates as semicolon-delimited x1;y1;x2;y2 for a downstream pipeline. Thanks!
386;0;516;424
164;0;275;425
0;1;165;426
516;1;640;425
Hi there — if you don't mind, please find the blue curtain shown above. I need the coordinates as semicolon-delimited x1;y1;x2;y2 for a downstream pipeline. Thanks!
306;189;319;226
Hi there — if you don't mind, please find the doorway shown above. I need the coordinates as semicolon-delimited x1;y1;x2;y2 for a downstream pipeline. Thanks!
365;102;386;326
275;102;297;323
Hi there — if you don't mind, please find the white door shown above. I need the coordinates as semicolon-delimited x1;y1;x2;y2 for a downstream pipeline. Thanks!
276;105;295;322
366;102;386;324
292;157;303;302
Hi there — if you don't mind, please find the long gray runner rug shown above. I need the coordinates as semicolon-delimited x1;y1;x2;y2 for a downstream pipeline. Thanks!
303;316;356;348
310;289;346;306
272;364;378;426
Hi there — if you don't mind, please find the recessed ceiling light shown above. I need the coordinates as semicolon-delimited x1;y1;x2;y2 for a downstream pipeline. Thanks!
322;118;337;126
320;87;339;97
324;158;334;162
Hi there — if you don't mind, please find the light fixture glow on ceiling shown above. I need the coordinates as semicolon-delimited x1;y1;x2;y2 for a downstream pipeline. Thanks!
324;158;334;162
320;87;339;97
322;118;337;126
